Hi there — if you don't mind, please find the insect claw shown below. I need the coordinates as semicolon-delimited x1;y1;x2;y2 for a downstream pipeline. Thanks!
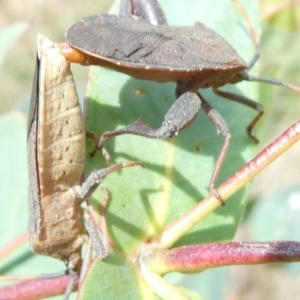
89;144;111;163
246;127;259;144
210;187;225;206
102;147;111;163
89;149;97;157
100;187;110;209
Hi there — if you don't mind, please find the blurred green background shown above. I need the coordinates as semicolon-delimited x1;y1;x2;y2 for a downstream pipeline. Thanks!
1;0;300;299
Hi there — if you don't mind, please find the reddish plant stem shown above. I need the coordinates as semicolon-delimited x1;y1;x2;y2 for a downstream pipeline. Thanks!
145;241;300;274
0;275;77;300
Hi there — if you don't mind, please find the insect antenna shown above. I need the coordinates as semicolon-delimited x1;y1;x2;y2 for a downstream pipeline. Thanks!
233;0;300;93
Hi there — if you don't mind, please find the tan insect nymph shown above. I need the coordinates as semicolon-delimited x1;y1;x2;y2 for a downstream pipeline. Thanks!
28;34;87;273
27;34;142;299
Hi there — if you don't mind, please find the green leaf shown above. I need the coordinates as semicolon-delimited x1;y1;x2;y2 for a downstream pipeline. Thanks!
82;0;259;298
79;251;156;299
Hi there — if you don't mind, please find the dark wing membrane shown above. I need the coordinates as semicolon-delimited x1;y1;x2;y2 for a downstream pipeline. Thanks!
152;22;247;70
27;55;39;139
66;14;246;71
27;54;41;239
66;14;170;62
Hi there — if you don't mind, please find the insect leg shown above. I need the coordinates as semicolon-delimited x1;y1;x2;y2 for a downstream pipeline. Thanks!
80;188;111;274
213;87;263;143
120;0;167;25
78;238;93;285
197;92;231;204
83;209;109;259
91;92;201;157
80;161;143;199
62;270;78;300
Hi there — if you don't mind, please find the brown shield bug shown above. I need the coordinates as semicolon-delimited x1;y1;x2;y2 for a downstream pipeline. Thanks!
59;0;300;202
27;34;142;299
